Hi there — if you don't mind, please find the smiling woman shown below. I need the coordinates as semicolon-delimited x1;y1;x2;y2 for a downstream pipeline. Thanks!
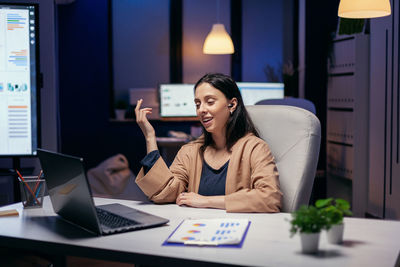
134;73;282;213
195;83;234;143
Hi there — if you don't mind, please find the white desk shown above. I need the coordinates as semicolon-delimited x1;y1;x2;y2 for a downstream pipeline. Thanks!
0;197;399;266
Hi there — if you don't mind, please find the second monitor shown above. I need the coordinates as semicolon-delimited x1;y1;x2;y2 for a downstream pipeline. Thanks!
158;82;284;118
237;82;284;105
159;84;197;118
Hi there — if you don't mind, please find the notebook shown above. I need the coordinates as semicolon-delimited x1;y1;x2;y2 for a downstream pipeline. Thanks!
37;149;169;235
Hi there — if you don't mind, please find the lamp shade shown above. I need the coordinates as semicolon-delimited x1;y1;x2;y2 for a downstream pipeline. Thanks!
338;0;391;18
203;24;234;54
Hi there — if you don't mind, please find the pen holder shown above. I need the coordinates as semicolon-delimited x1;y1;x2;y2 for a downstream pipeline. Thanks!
19;176;46;209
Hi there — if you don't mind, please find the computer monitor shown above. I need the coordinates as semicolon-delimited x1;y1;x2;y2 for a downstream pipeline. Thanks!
159;84;197;118
0;3;40;156
158;82;285;118
237;82;284;105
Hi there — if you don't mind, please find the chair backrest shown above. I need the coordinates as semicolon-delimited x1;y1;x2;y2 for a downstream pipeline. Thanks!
246;105;321;212
255;97;317;115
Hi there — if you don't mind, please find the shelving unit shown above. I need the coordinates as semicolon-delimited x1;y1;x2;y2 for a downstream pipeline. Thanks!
326;34;369;217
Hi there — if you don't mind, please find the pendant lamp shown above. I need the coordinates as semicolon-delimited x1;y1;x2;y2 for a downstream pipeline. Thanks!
203;0;234;54
338;0;391;18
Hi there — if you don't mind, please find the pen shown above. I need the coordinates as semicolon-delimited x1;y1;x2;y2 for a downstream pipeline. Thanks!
0;209;19;217
15;169;41;205
33;170;43;193
184;241;219;246
35;183;42;199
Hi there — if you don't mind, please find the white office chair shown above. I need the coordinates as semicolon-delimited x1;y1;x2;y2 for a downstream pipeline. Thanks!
246;105;321;212
255;97;317;115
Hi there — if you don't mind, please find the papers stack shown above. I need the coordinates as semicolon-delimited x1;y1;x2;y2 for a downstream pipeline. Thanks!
167;218;250;246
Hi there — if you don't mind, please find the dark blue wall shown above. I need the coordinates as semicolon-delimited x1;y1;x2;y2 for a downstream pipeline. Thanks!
58;0;145;173
58;0;191;173
242;0;283;82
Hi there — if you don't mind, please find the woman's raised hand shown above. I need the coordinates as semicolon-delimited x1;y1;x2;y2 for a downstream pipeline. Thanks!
135;99;157;152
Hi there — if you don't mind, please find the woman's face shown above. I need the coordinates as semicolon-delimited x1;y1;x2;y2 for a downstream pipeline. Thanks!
194;82;235;135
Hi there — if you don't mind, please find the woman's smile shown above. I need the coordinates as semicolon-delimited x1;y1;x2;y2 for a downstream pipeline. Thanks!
201;116;213;128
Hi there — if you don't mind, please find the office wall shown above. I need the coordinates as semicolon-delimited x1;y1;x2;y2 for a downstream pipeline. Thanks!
112;0;285;84
57;0;145;170
112;0;234;87
112;0;170;101
183;0;285;83
242;0;283;82
57;0;191;174
183;0;231;83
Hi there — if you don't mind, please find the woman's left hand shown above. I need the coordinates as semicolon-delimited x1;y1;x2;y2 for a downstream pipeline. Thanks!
176;192;209;208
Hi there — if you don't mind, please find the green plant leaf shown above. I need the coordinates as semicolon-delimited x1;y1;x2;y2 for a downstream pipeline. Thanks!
343;210;353;216
314;198;353;227
289;205;328;236
336;199;350;210
315;198;332;208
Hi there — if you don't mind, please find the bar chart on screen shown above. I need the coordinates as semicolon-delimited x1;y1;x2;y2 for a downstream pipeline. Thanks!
0;4;39;156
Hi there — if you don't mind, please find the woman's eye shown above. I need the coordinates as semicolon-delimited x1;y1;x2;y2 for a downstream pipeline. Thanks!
195;103;200;108
207;100;215;105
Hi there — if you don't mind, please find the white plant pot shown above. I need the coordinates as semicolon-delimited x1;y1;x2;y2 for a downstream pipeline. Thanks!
115;109;126;120
300;232;320;254
327;223;344;244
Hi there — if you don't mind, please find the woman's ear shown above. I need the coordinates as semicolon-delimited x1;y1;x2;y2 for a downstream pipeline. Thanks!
229;98;238;111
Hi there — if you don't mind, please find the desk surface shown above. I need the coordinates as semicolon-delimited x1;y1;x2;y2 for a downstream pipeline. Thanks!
0;197;399;267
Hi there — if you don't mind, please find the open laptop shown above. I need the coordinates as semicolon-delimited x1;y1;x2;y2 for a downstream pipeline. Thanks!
37;149;169;235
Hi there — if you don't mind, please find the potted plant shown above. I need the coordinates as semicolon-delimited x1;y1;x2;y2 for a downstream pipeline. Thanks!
114;99;128;120
289;205;327;254
316;198;352;244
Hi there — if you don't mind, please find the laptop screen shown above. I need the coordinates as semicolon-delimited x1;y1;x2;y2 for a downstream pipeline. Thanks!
37;149;101;234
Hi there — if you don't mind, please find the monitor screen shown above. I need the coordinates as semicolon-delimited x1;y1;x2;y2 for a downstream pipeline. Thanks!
237;82;284;105
158;82;284;117
0;4;39;156
159;84;197;117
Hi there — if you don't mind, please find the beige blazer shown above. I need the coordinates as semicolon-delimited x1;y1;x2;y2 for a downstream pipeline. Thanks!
136;134;282;213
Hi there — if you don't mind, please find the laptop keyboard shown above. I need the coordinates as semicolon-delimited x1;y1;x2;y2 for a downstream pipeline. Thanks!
96;208;139;229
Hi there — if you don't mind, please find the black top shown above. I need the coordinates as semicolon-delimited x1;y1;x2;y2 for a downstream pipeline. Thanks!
140;150;160;174
141;151;228;196
198;160;228;196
